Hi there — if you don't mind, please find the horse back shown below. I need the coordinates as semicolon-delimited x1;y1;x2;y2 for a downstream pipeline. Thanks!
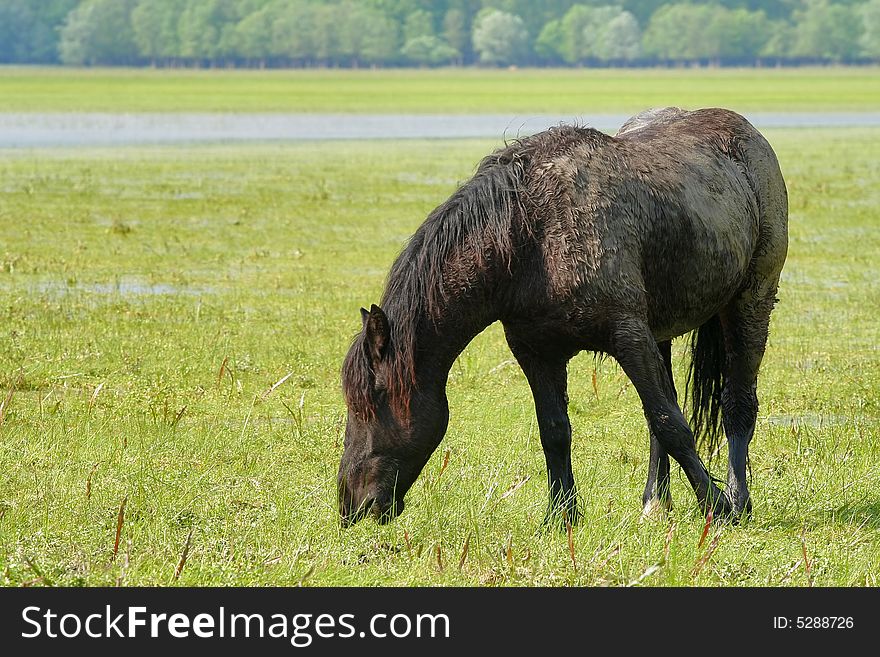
518;108;787;343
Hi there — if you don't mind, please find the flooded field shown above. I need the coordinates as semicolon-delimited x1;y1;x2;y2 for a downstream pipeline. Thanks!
2;112;880;148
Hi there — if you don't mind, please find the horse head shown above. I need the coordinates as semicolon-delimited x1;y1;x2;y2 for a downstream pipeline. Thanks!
338;304;448;527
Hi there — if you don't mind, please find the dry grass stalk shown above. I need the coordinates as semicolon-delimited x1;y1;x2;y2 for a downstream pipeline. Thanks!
663;521;677;563
217;355;229;385
24;557;52;586
173;528;194;581
801;528;813;587
113;496;128;557
86;463;98;500
170;405;187;428
458;533;470;570
116;540;131;586
597;544;621;571
0;381;16;427
297;564;315;586
262;372;293;400
263;553;283;566
403;530;413;559
437;449;450;480
698;509;713;548
627;563;661;587
692;532;722;577
498;475;530;501
88;382;104;411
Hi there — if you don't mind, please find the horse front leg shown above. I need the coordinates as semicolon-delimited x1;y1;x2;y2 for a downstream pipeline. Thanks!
504;329;578;526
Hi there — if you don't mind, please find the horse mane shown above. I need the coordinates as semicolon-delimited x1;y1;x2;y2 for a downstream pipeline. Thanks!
342;138;535;423
341;333;376;422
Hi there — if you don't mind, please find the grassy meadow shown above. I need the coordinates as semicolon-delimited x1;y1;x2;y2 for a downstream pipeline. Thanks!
0;66;879;114
0;68;878;587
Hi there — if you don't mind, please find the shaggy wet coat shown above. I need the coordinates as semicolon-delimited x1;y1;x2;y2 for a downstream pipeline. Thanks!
339;107;788;526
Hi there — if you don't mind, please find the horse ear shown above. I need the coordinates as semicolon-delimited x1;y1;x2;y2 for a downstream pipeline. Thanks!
363;304;390;363
360;307;370;327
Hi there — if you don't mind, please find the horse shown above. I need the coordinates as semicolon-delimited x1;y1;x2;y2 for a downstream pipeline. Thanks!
338;107;788;528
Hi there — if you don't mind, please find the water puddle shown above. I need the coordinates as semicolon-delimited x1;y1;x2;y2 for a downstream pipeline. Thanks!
34;277;211;297
3;112;880;148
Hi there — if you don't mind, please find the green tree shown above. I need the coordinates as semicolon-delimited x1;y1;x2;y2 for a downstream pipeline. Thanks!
791;0;862;61
339;2;399;66
403;8;434;41
558;4;593;63
643;3;718;61
177;0;240;64
710;7;772;61
234;3;276;66
535;18;565;63
132;0;187;64
361;0;436;23
760;19;795;62
401;35;459;65
472;9;529;65
621;0;666;25
310;3;342;64
447;0;483;62
359;12;400;65
59;0;139;65
442;8;468;62
594;10;641;63
554;4;635;64
482;0;574;40
0;0;78;63
270;0;315;63
859;0;880;59
581;5;626;61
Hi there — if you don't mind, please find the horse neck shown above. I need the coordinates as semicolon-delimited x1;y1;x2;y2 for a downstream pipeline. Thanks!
384;279;500;396
381;162;525;397
428;298;498;376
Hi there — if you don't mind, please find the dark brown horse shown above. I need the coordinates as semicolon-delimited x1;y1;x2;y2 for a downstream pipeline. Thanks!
338;107;788;527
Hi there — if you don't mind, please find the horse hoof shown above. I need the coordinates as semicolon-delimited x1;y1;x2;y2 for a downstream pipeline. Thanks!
707;493;752;525
731;497;753;524
640;497;672;523
543;505;580;531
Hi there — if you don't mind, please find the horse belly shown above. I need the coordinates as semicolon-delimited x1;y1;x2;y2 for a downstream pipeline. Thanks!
642;212;755;341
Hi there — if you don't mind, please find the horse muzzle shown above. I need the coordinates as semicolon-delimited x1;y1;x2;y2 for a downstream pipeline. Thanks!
340;495;405;528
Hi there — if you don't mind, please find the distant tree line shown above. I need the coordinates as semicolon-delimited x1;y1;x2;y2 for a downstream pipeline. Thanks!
2;0;879;67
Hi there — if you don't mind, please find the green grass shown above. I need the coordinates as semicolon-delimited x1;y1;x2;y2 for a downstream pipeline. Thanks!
1;66;879;113
0;128;878;587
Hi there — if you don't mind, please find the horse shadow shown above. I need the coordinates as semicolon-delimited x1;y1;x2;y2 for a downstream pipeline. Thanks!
771;498;880;531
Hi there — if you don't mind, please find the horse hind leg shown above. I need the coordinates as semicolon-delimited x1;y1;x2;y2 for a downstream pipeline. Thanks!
718;285;779;518
612;317;728;518
642;339;674;519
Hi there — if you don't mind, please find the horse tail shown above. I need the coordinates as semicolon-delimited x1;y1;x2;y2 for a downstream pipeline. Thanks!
685;314;725;459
